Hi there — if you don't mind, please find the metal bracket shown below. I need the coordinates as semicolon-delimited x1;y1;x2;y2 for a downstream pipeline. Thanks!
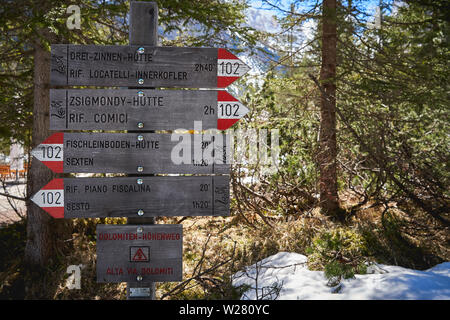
129;287;152;298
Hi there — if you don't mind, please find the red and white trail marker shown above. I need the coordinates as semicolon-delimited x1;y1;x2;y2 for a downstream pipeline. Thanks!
50;45;251;89
217;48;251;88
30;178;64;218
30;132;64;173
217;91;250;130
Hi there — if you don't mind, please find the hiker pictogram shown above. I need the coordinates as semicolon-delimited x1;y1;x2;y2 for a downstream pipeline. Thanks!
130;247;149;262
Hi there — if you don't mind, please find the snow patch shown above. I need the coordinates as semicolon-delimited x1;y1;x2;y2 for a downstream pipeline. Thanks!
232;252;450;300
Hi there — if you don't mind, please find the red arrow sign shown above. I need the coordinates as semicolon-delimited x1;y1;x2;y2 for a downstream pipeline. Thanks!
31;133;64;173
217;49;250;88
217;91;249;130
30;179;65;218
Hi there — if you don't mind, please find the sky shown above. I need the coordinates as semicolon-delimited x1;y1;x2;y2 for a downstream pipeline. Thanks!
246;0;383;32
236;0;387;82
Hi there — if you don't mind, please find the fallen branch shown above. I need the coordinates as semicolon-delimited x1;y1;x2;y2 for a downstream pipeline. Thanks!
0;192;27;202
160;238;237;299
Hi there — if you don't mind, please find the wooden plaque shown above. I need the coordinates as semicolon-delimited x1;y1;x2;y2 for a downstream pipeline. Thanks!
96;224;182;283
30;176;230;218
49;89;249;131
50;45;250;88
31;132;231;174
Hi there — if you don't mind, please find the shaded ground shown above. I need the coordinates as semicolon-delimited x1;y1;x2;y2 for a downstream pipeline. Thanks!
0;189;447;299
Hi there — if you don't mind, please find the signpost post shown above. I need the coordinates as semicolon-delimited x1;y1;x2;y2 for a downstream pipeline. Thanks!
126;2;158;300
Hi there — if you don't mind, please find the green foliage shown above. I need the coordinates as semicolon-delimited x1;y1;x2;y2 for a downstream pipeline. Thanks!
307;227;369;284
336;1;450;223
231;2;447;227
1;0;448;299
0;0;258;148
324;261;359;283
231;69;320;220
159;0;258;50
252;1;450;226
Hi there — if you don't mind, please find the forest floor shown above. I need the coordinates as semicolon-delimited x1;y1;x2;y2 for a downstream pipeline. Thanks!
0;190;448;299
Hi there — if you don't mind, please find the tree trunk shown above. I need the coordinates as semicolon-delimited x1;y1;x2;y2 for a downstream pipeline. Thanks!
318;0;340;216
24;24;70;284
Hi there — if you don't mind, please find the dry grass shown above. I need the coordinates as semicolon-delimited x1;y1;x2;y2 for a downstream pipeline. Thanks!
0;192;448;299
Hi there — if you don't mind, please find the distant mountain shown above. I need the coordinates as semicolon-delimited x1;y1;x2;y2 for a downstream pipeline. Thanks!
245;8;280;34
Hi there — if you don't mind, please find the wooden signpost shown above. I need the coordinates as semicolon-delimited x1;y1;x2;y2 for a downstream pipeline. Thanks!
31;132;231;174
50;89;249;131
126;1;159;299
30;176;230;218
30;1;247;300
96;224;182;283
50;45;250;88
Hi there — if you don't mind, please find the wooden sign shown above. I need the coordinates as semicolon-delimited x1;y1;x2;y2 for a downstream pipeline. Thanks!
50;89;249;131
50;45;250;88
30;176;229;218
96;224;182;283
30;132;230;174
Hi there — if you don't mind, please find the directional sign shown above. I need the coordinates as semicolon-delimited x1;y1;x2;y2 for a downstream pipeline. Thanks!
96;224;182;283
31;132;230;174
50;89;249;131
50;45;250;88
30;176;229;218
